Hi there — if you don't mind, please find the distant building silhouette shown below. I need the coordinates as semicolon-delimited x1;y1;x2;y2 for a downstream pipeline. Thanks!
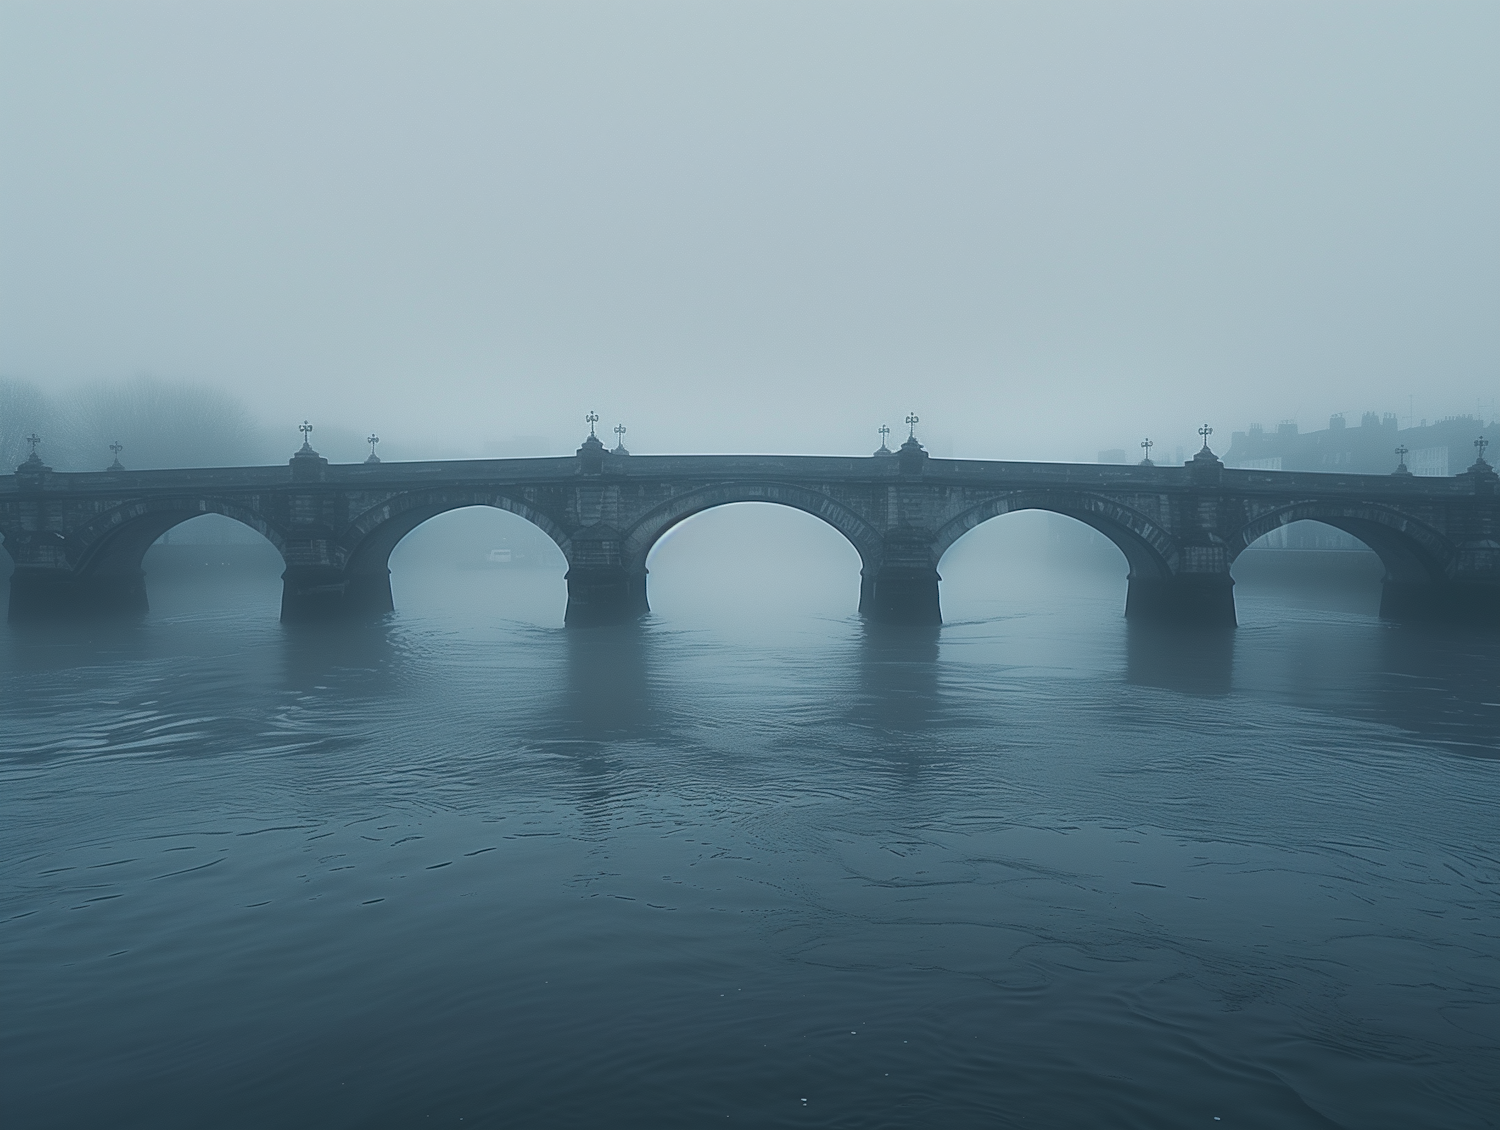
1224;411;1495;550
1225;413;1490;477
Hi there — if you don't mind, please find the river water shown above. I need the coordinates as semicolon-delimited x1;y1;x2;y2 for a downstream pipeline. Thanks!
2;511;1497;1128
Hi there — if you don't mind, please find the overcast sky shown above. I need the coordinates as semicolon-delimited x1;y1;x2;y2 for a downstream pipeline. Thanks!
1;1;1496;462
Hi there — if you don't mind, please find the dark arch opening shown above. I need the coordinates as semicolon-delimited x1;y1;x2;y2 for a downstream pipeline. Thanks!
1227;504;1449;584
642;501;864;627
139;513;285;614
51;507;286;617
381;505;570;626
937;509;1132;623
1231;520;1388;619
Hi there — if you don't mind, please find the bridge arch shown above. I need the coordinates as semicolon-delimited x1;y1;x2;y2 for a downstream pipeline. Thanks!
620;481;885;576
342;488;574;582
1226;502;1453;583
932;491;1179;579
69;497;289;578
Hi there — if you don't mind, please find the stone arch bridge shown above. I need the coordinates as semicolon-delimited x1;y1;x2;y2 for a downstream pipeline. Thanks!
3;436;1497;627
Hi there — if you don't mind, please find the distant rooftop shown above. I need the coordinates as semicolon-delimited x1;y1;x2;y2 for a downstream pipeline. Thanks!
1223;413;1492;476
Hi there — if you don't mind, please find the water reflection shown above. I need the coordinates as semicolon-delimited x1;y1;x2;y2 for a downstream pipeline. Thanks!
1351;623;1500;755
276;618;404;698
559;623;656;742
1125;622;1235;696
856;622;941;732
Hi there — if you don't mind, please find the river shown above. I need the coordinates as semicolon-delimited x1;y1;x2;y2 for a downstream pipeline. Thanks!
2;509;1497;1128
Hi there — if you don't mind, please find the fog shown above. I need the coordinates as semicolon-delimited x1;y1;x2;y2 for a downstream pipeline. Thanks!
2;1;1496;464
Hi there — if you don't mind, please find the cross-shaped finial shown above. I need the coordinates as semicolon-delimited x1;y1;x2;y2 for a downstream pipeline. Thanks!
26;433;41;456
585;411;599;438
1141;438;1153;454
1198;423;1213;450
878;424;891;448
1477;435;1490;464
905;413;919;439
367;433;380;454
1395;444;1408;463
110;441;122;458
614;424;626;441
299;420;313;447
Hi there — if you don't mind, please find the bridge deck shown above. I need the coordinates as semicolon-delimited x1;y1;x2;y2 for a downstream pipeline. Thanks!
0;454;1480;498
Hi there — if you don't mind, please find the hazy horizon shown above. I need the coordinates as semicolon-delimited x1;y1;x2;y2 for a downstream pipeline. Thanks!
2;1;1497;464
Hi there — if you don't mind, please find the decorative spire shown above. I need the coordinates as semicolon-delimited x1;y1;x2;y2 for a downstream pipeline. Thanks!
289;419;326;476
1476;435;1490;466
1190;422;1222;475
612;424;630;456
586;411;599;438
874;423;893;456
1392;444;1411;476
19;432;47;472
108;441;124;471
1140;437;1154;466
365;433;381;465
896;413;927;472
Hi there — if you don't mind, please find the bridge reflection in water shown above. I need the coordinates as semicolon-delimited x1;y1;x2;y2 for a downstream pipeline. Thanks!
3;429;1498;629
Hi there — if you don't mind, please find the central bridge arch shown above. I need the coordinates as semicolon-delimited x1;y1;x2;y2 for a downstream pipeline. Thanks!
620;481;885;577
932;491;1179;580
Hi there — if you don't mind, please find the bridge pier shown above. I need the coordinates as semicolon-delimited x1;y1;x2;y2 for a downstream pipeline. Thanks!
1125;573;1236;627
565;566;648;626
280;565;353;622
1380;579;1500;626
1378;539;1500;626
343;569;396;616
8;567;149;622
860;566;942;625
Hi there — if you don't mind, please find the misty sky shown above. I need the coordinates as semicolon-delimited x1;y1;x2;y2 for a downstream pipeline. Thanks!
1;1;1496;463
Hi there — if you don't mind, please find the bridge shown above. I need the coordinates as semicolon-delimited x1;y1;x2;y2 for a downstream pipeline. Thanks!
2;430;1497;628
